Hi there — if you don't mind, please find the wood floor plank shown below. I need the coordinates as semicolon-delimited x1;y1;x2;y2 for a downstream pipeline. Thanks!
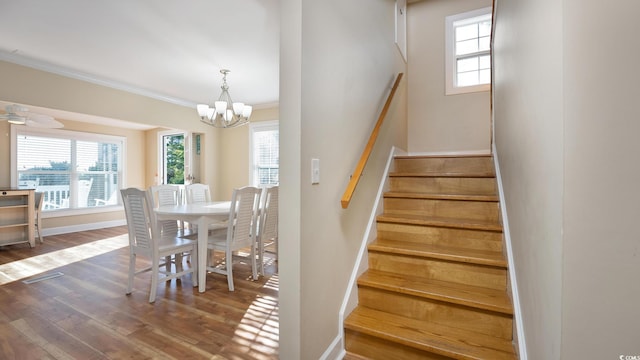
0;225;279;359
10;315;101;359
0;321;56;359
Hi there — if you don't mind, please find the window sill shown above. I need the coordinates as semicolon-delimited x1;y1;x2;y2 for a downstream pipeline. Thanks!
446;83;491;96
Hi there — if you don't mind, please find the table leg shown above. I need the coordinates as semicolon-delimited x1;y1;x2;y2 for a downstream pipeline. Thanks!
198;216;208;292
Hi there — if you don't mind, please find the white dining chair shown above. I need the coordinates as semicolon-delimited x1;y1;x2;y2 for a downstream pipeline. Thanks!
185;183;211;204
149;184;191;237
206;186;262;291
149;184;194;265
185;183;227;233
121;188;198;303
257;185;278;275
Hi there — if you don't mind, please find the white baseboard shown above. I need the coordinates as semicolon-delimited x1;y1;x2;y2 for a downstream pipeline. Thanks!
320;335;344;360
407;149;491;157
322;146;406;360
492;143;527;359
42;219;127;237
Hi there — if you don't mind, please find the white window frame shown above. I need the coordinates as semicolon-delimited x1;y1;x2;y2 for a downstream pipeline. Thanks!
249;120;279;187
445;7;492;95
395;0;407;62
10;125;126;217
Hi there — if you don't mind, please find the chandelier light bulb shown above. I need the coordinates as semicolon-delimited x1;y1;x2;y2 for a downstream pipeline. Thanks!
233;102;244;115
215;101;227;115
196;104;208;117
242;105;253;118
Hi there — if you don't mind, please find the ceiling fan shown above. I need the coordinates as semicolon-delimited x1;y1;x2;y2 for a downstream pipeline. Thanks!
0;104;63;128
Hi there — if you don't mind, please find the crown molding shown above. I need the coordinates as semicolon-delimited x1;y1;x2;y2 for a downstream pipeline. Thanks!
0;50;196;108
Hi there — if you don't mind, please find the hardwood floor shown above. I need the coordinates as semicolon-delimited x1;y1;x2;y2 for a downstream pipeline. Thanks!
0;226;279;359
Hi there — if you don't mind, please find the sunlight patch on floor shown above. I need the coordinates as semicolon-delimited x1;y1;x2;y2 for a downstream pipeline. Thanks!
0;235;128;285
263;270;279;292
230;274;279;358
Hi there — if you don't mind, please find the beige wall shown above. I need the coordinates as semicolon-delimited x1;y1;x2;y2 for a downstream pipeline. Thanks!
493;0;563;358
279;0;407;358
144;128;161;189
407;0;492;154
494;0;640;358
562;0;640;358
279;0;302;356
0;62;212;130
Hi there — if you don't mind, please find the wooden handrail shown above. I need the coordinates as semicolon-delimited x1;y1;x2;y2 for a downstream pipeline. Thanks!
341;72;404;209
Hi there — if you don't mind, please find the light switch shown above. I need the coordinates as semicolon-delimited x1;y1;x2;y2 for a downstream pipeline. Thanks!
311;158;320;184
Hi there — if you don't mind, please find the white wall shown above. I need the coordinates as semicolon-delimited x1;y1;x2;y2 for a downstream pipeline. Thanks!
279;0;302;357
492;0;564;358
562;0;640;358
494;0;640;358
407;0;491;154
279;0;407;358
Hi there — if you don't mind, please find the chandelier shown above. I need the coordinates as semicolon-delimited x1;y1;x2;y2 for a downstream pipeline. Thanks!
196;69;252;128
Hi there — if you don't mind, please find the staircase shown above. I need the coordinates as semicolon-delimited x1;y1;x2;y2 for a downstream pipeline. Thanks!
344;155;517;359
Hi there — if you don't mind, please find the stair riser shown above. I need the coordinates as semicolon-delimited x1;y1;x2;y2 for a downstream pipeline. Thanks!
384;197;500;222
389;177;497;196
369;252;507;291
359;286;513;340
345;330;451;360
376;222;503;252
394;156;494;175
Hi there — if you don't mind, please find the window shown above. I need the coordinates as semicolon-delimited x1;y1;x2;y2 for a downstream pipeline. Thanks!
250;121;279;186
445;7;492;95
11;126;125;213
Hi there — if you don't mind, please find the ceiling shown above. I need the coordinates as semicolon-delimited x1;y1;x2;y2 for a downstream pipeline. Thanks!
0;0;280;119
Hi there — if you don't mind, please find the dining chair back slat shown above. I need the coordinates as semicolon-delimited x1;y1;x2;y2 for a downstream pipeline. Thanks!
231;187;260;248
185;183;211;204
122;189;156;253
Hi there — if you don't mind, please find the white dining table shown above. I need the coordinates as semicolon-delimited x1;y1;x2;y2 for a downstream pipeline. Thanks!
155;201;231;293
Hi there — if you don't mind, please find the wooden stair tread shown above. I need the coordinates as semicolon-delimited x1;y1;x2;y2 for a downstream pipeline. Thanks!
359;269;513;314
345;307;516;359
377;213;503;232
384;192;499;202
343;351;371;360
369;239;507;268
389;171;495;178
